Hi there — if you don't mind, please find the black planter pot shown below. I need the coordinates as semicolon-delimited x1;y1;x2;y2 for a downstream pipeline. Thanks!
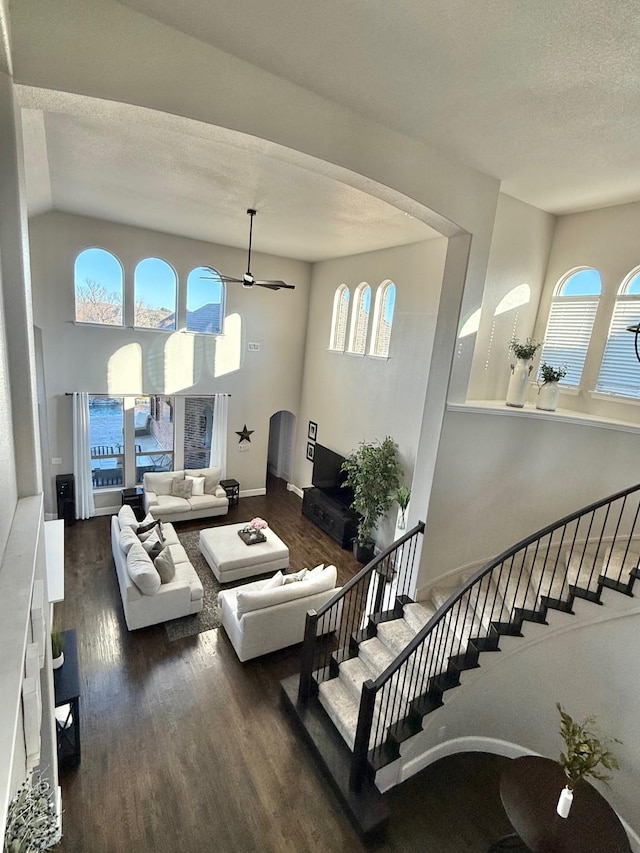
353;539;375;564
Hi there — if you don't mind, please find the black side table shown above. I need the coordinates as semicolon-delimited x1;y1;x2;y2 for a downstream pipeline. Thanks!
121;486;145;520
220;478;240;508
54;629;81;769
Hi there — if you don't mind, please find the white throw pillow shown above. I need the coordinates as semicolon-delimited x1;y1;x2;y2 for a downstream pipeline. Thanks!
144;470;180;497
235;566;337;617
282;568;307;585
305;563;326;580
126;542;161;595
262;571;284;590
117;504;138;530
137;513;160;542
154;548;176;583
119;526;139;554
185;466;221;494
186;475;205;496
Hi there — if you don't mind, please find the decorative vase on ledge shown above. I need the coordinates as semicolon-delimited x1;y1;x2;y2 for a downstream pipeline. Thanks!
537;380;560;412
506;358;533;408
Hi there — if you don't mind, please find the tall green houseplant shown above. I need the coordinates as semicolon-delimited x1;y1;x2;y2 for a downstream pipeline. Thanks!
341;436;402;560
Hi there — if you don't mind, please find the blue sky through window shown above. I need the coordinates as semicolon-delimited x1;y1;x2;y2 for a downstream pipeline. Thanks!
75;248;122;296
561;269;601;296
187;267;223;311
624;272;640;295
135;258;176;309
384;284;395;324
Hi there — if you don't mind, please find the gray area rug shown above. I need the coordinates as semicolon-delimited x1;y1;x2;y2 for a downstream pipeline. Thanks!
164;530;222;641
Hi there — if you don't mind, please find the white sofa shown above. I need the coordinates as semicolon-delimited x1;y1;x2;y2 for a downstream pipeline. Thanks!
218;564;342;661
143;466;229;523
111;506;204;630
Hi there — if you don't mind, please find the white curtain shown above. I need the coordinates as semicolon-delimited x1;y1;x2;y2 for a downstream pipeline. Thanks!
209;393;229;479
72;392;95;519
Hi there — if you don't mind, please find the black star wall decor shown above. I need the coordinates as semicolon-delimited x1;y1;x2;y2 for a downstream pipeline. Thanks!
236;424;254;443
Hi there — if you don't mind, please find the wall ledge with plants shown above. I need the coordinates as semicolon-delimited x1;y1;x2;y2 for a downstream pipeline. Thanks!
447;400;640;436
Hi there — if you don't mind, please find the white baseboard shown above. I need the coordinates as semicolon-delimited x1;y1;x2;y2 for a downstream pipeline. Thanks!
287;483;304;498
240;488;266;498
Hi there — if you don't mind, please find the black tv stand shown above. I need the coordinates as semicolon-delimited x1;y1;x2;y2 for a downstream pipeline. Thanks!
302;487;359;549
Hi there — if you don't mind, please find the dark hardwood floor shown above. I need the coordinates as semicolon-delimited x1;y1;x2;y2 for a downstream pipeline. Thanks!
53;478;513;852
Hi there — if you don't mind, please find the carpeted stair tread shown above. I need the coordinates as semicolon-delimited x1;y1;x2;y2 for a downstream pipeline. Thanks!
339;656;380;703
318;676;359;749
358;636;397;675
403;601;436;632
376;617;418;656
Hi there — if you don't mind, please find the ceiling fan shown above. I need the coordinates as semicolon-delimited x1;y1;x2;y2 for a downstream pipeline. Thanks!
201;209;295;291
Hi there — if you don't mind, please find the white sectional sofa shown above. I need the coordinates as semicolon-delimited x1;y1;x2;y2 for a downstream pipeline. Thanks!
143;466;229;523
111;506;204;630
218;564;342;661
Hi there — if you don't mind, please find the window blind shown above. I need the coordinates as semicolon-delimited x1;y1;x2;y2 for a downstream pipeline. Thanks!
596;300;640;397
538;298;599;387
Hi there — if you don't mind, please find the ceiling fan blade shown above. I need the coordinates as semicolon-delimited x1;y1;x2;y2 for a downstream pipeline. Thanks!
203;212;295;292
200;273;243;283
254;280;296;290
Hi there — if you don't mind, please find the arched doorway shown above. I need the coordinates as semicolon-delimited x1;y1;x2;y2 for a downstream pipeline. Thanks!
267;410;295;487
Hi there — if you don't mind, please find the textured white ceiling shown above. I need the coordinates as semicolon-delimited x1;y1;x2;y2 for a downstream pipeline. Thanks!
117;0;640;215
20;101;439;262
17;0;640;260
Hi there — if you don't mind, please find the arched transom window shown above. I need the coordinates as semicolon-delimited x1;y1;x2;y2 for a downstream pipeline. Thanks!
329;284;350;351
134;257;177;330
348;283;371;355
187;266;225;335
74;247;124;326
370;280;396;357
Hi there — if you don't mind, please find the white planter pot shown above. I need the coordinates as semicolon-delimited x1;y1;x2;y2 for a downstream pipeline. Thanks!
506;358;533;408
52;652;64;670
556;785;573;818
536;380;560;411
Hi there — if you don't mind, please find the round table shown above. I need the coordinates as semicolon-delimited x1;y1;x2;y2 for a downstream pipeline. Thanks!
499;756;631;853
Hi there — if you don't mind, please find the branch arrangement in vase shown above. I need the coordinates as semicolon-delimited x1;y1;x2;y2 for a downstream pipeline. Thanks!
509;336;541;361
557;702;620;790
539;362;567;384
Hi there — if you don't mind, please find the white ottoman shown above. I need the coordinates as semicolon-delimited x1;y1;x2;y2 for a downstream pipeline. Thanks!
199;522;290;583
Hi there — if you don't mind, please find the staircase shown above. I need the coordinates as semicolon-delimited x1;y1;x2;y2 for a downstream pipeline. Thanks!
281;482;640;840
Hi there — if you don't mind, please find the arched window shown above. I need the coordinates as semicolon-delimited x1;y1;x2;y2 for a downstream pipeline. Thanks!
187;266;225;334
538;268;601;387
370;280;396;357
597;268;640;397
74;247;123;325
134;257;177;329
329;285;350;351
348;283;371;354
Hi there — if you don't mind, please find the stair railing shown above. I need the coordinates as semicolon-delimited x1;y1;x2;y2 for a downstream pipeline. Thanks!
298;522;425;704
349;481;640;791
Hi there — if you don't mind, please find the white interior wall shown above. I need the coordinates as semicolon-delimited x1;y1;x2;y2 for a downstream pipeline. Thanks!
391;597;640;839
419;409;640;583
295;238;448;547
467;193;556;402
29;211;311;514
532;200;640;424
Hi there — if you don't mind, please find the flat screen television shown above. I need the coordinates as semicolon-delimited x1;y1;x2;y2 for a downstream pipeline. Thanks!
312;443;354;508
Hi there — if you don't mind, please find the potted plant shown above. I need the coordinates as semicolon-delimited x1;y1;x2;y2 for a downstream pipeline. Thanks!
394;486;411;530
506;336;542;408
341;437;403;563
537;362;568;412
555;702;620;818
51;630;64;669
